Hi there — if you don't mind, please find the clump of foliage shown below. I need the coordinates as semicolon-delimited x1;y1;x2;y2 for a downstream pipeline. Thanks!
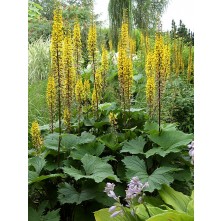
28;38;50;84
28;2;194;221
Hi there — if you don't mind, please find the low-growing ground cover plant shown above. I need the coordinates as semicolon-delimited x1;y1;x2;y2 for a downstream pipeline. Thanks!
28;2;194;220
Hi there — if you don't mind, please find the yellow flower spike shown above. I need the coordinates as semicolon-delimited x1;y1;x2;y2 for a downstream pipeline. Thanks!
109;40;113;51
129;38;136;55
31;121;43;151
94;68;103;100
63;30;75;105
101;46;108;89
51;6;64;86
87;24;97;59
75;78;85;104
63;107;71;128
162;44;171;79
146;75;156;114
84;79;91;100
91;88;98;112
73;20;82;76
46;75;56;132
187;45;193;81
109;112;117;126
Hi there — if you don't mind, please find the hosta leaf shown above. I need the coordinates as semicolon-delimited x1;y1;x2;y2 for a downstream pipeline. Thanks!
63;154;120;183
28;173;65;185
98;133;120;151
187;200;194;216
122;156;148;182
146;211;193;221
58;183;96;205
94;208;130;221
148;128;193;150
78;131;96;144
70;142;105;160
121;136;146;154
159;185;191;213
29;156;46;174
43;209;60;221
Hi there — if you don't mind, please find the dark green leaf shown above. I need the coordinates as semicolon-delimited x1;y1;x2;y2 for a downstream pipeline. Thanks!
121;136;146;154
58;183;96;205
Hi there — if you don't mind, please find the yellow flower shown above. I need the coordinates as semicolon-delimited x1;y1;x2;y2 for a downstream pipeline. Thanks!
73;20;82;76
162;44;171;79
46;75;56;132
91;88;97;112
101;46;108;73
75;78;85;103
63;30;75;105
87;24;97;59
50;6;64;86
146;75;156;109
84;79;91;100
129;38;136;55
46;75;56;110
31;121;42;150
63;107;71;128
187;45;193;81
109;112;117;126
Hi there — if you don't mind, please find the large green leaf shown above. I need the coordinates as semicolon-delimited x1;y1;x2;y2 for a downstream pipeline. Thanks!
58;183;96;205
78;131;96;144
61;134;79;149
28;173;65;185
187;200;194;216
145;145;183;158
159;185;191;213
121;136;146;154
122;156;148;182
63;154;120;183
98;133;120;151
147;167;179;192
29;156;46;174
146;211;193;221
70;142;105;160
148;128;193;150
94;208;131;221
122;156;178;192
43;209;60;221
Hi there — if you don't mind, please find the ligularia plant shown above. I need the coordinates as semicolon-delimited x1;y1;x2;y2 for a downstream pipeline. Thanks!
104;177;149;219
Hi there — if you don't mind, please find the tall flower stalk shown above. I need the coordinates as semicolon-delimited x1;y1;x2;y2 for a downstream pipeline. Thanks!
117;14;133;120
101;45;109;92
87;17;99;116
50;4;64;166
154;30;164;132
145;51;156;118
187;44;193;82
73;20;82;78
63;29;75;132
46;75;56;133
31;121;43;153
75;78;85;133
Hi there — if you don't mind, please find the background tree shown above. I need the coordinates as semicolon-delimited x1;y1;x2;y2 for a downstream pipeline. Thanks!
108;0;169;51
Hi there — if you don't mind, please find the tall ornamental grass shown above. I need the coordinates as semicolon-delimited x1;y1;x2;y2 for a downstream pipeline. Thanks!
28;37;50;84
